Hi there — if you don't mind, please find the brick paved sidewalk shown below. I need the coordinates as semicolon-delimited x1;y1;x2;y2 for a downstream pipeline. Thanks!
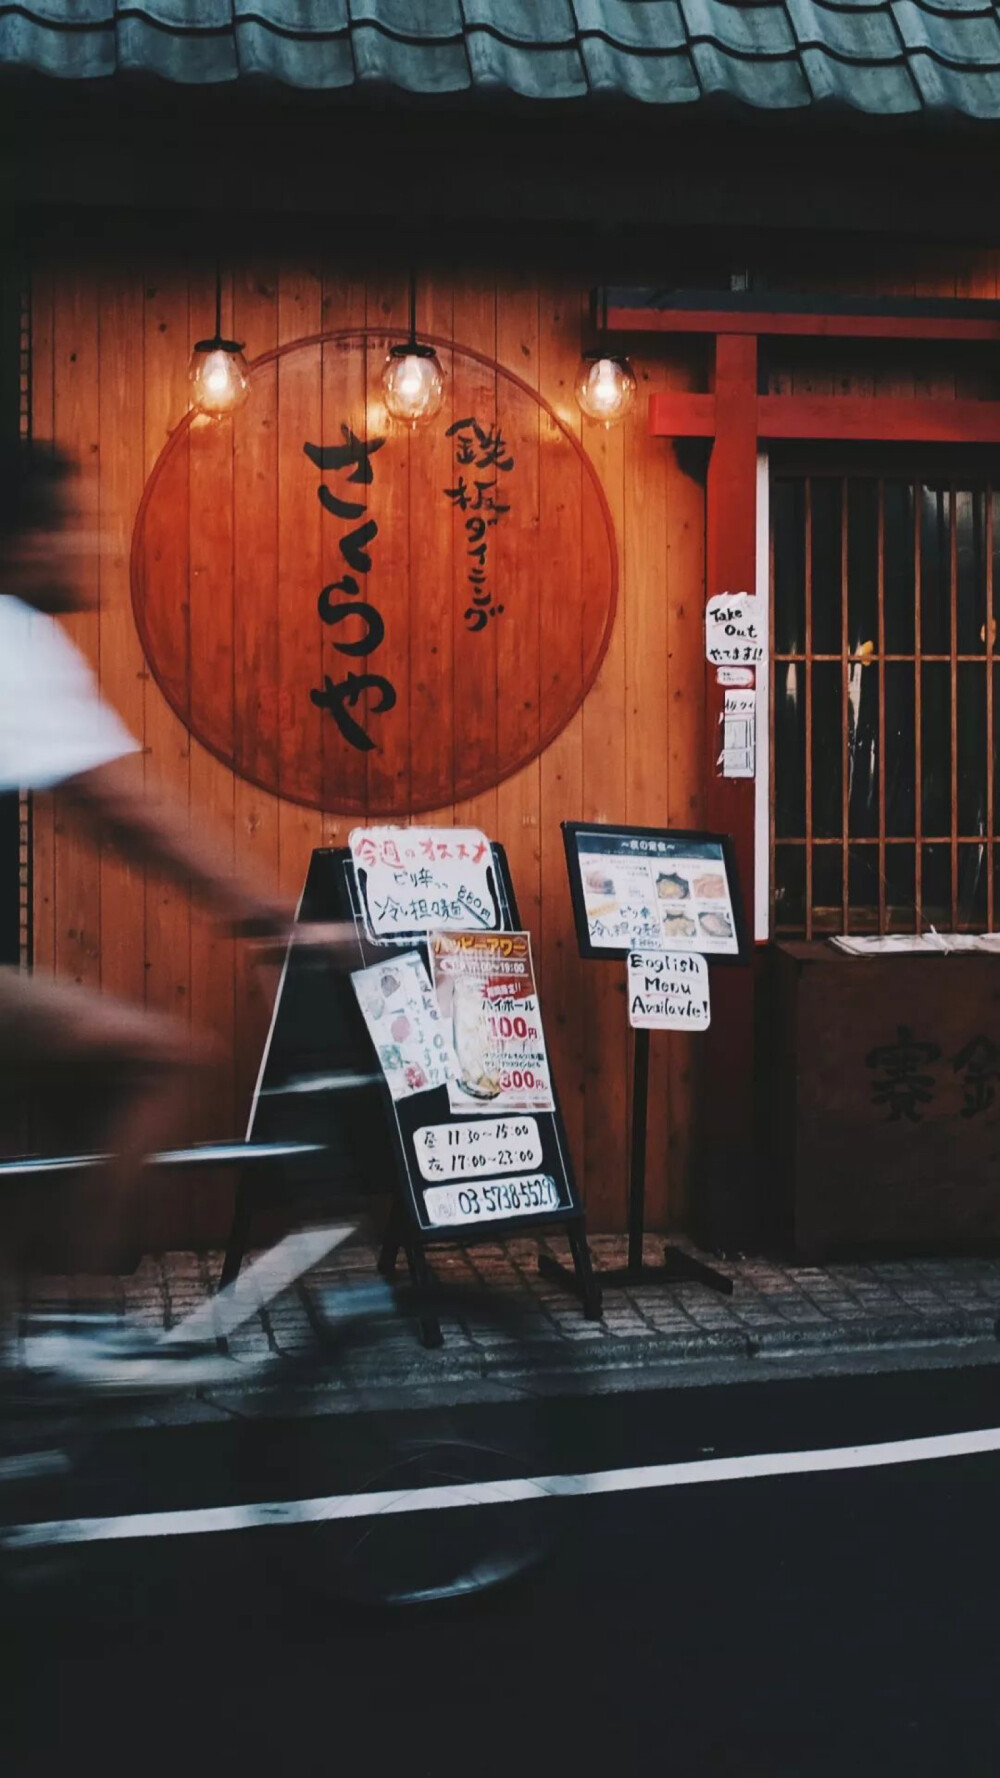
19;1232;1000;1411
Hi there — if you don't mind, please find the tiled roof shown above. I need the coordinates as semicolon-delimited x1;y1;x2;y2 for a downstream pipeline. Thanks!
5;0;1000;119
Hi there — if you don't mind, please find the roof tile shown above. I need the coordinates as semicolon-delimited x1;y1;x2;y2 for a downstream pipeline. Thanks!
5;0;1000;119
580;36;701;101
786;0;905;62
892;0;1000;61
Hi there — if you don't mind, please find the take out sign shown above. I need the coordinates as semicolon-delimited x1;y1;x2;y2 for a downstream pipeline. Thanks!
705;592;763;667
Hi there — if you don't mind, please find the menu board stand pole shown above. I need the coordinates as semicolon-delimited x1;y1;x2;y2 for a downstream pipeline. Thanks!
626;1026;652;1274
540;1026;733;1297
629;1026;734;1293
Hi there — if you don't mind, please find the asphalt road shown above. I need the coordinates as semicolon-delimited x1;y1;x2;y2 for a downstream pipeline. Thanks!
3;1356;1000;1777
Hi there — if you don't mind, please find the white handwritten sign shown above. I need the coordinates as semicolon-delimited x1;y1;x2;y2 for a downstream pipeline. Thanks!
627;949;711;1031
705;593;764;667
423;1174;560;1226
412;1117;543;1182
349;826;498;939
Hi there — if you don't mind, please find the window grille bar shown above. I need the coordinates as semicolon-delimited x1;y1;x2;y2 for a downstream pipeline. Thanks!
988;482;995;932
774;652;992;664
950;484;959;930
914;483;923;931
769;509;777;942
840;476;850;932
877;478;887;935
777;834;996;846
804;479;814;941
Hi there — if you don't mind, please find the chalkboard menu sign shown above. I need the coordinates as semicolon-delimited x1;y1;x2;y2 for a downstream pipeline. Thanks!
230;837;601;1335
339;840;584;1240
563;822;748;963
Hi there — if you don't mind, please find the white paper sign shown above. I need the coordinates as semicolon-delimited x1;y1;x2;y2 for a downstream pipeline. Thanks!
716;666;755;687
627;949;711;1031
719;688;756;779
705;593;764;667
423;1174;560;1226
413;1117;543;1182
349;826;498;939
351;952;458;1100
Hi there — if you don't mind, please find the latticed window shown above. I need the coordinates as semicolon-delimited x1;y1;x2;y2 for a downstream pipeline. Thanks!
771;468;1000;938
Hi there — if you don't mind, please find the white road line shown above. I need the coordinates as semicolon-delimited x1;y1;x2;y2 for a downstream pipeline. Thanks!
5;1422;1000;1551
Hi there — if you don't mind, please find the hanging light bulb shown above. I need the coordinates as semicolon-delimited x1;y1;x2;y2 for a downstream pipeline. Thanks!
575;351;636;427
188;267;251;418
381;270;446;428
189;343;251;417
382;343;445;427
575;285;636;428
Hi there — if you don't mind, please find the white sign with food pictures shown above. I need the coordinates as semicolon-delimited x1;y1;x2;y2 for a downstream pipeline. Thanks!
351;951;458;1101
348;826;498;939
575;834;739;956
627;950;711;1031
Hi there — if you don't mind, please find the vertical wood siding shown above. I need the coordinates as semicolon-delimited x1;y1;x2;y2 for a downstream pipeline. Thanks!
29;246;706;1247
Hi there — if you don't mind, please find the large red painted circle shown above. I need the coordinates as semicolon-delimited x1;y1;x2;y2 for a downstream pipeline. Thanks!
131;329;618;815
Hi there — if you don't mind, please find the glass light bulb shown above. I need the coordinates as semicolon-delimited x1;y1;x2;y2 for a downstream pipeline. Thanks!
382;347;446;428
188;345;252;418
575;353;637;427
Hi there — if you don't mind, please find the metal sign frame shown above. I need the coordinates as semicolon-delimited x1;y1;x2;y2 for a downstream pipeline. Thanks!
562;820;749;965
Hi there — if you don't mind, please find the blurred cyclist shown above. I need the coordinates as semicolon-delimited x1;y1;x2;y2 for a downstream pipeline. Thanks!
0;440;289;1276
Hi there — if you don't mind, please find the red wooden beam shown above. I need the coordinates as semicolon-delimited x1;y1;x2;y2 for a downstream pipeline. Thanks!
647;393;718;437
649;392;1000;445
701;335;759;1248
610;306;1000;344
761;395;1000;444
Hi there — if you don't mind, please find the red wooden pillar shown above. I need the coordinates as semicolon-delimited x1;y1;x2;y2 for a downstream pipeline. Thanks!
702;334;760;1246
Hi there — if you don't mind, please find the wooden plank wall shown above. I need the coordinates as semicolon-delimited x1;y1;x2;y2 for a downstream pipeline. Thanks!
29;242;702;1248
32;235;998;1251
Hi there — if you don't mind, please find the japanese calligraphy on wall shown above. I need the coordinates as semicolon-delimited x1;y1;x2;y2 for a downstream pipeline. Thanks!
131;329;617;815
865;1025;1000;1124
